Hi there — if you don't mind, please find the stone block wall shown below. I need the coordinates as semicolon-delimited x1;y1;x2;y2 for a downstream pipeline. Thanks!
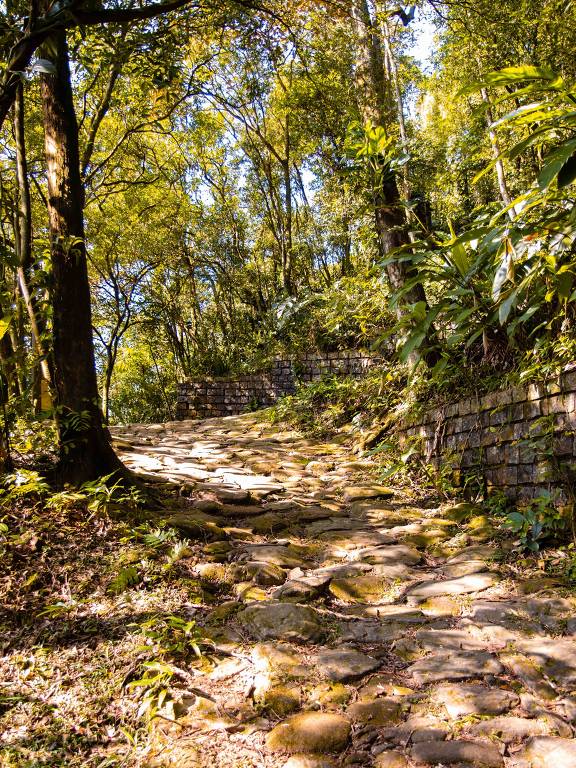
177;350;383;420
396;365;576;504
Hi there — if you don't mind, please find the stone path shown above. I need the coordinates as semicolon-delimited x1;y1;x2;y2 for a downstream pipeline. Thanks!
111;413;576;768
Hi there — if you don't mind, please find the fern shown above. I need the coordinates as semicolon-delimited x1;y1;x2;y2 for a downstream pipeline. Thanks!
108;566;140;594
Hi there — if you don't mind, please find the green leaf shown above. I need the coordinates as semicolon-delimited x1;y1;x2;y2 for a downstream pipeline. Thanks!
399;330;426;362
538;138;576;189
492;250;512;301
556;271;574;300
558;153;576;187
472;158;498;185
0;314;12;341
460;66;562;96
451;245;470;277
411;301;427;322
498;288;518;325
108;566;139;594
507;126;556;161
491;101;547;128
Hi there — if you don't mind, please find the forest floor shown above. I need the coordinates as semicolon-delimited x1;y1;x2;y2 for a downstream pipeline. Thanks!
2;411;576;768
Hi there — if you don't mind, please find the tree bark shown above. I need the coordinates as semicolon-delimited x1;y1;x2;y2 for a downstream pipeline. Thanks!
351;0;439;366
13;81;52;388
480;87;517;219
40;30;126;485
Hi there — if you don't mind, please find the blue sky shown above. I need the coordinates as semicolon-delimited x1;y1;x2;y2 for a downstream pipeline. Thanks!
406;14;438;73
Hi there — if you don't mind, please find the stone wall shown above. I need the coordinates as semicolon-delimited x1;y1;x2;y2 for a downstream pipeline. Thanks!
396;365;576;505
177;351;382;420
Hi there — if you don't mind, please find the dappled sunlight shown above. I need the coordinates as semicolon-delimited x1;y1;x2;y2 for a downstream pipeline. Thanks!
2;412;559;766
2;411;576;764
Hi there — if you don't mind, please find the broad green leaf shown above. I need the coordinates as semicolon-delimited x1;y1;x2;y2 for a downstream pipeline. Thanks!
491;101;547;128
538;138;576;189
498;288;519;325
492;249;512;301
508;127;555;160
460;66;562;96
448;240;471;277
472;158;498;185
556;271;574;299
411;301;427;322
399;330;426;362
558;153;576;187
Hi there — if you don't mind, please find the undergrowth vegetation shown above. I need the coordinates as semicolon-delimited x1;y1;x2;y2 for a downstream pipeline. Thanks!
0;477;220;767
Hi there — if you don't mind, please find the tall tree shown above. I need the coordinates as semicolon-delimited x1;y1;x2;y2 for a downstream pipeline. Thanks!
40;30;125;483
350;0;439;364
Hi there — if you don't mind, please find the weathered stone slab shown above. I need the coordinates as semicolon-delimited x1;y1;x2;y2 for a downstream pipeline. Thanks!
273;575;330;601
446;545;497;563
329;575;391;604
516;737;576;768
346;697;402;726
243;561;287;585
343;485;395;502
407;651;503;685
240;602;324;643
252;643;310;677
373;752;408;768
406;572;499;600
441;559;488;578
500;653;558;699
378;715;449;745
514;637;576;688
266;712;351;754
315;649;380;682
414;627;488;652
317;529;394;549
309;563;372;579
304;518;364;535
243;545;312;569
469;715;553;742
410;740;503;766
283;756;339;768
249;512;291;533
338;621;406;644
368;563;413;580
356;544;422;566
432;683;519;718
164;513;228;540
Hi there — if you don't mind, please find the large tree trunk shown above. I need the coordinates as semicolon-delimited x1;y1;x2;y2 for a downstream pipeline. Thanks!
351;0;439;365
13;81;52;390
40;30;126;485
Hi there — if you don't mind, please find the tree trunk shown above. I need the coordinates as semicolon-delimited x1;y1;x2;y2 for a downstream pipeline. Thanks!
282;156;294;295
351;0;439;366
381;20;412;215
480;87;517;219
13;81;52;388
40;30;126;485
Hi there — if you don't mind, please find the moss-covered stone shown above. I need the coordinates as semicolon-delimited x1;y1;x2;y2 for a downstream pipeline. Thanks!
443;502;482;522
240;602;324;643
260;684;301;716
347;697;402;727
165;513;228;541
235;582;268;601
205;601;241;624
249;512;291;533
266;712;351;754
342;485;395;502
307;682;353;709
329;576;390;604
